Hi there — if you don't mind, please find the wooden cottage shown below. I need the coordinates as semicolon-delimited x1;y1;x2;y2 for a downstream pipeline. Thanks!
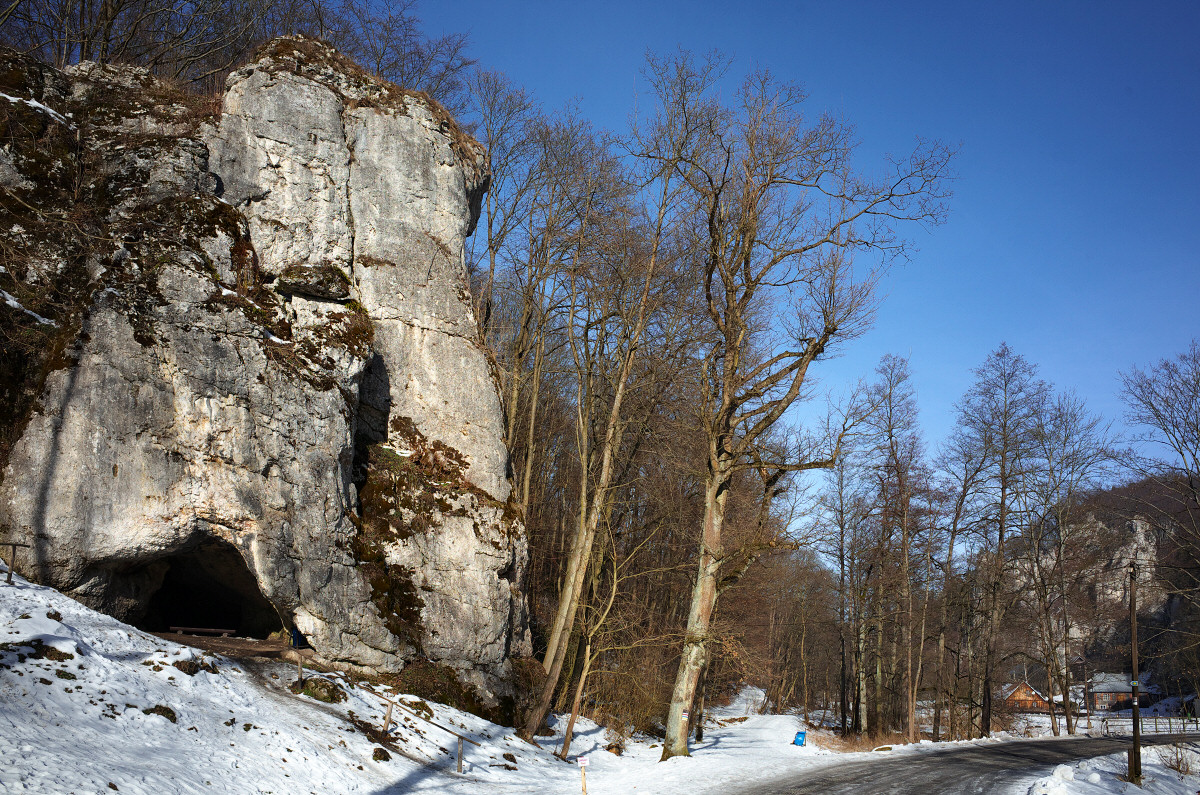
999;681;1049;713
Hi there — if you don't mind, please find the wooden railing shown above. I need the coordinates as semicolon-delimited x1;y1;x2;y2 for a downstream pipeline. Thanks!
362;686;481;773
1101;716;1200;735
289;657;483;773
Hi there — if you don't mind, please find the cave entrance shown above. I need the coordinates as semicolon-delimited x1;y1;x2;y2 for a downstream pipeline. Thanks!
137;539;283;639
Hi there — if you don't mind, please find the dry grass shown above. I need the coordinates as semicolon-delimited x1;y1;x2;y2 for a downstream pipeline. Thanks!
813;731;913;753
1156;743;1196;776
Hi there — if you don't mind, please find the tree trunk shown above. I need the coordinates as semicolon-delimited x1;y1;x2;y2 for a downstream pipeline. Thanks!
519;340;544;519
556;639;593;760
933;626;946;741
900;507;914;742
800;614;809;722
661;474;727;760
856;612;868;734
980;659;992;737
964;618;975;739
1047;675;1061;736
524;504;593;737
911;581;931;743
872;620;883;736
556;631;588;714
840;622;849;734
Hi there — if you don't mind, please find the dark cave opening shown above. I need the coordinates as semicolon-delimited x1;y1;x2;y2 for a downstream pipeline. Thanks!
352;353;392;498
136;539;283;639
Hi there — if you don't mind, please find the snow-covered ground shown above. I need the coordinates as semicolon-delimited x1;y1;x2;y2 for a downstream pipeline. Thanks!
0;569;838;794
1022;747;1200;795
1009;712;1092;738
3;567;1198;795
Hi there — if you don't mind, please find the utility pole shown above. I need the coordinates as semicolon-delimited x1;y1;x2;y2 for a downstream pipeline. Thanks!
1085;661;1092;731
1129;560;1142;786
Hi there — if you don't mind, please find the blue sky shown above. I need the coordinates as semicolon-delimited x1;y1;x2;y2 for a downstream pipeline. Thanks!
422;1;1200;451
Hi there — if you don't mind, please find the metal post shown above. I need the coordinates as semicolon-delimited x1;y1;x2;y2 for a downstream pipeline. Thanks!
1129;561;1142;786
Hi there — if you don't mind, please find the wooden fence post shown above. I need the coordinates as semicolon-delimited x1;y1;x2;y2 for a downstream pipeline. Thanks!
362;689;479;772
3;542;31;585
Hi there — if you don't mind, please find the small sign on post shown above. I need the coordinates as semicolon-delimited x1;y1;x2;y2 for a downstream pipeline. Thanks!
577;756;589;795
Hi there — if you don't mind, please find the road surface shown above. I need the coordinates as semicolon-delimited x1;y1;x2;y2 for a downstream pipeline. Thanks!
731;734;1197;794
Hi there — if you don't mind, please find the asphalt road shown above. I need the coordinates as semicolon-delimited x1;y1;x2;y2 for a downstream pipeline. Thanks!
730;734;1198;795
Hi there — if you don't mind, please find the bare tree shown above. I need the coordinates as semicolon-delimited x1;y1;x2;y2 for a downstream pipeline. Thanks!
954;344;1049;736
862;354;937;742
316;0;473;113
1119;341;1200;671
2;0;476;101
655;52;953;759
1021;391;1115;734
2;0;268;82
519;84;702;735
817;452;873;734
464;68;538;342
1121;340;1200;503
930;427;987;740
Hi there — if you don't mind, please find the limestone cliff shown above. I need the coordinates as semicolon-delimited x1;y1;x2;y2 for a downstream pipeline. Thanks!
0;38;529;700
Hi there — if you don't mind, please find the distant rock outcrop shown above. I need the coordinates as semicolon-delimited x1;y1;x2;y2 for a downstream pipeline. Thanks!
0;38;529;701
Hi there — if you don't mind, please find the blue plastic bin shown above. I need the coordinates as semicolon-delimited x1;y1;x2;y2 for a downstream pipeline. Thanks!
793;731;806;746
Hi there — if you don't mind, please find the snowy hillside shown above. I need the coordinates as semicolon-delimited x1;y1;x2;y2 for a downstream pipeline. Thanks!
0;570;836;794
6;566;1197;795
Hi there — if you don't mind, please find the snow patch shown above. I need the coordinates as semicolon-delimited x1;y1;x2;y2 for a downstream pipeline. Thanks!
1;289;56;325
0;92;74;127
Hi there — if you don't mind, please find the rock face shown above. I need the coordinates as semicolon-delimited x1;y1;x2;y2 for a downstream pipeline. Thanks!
0;38;529;700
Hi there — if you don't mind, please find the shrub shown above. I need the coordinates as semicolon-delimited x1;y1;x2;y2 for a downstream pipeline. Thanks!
143;705;177;723
290;677;347;703
1157;743;1194;777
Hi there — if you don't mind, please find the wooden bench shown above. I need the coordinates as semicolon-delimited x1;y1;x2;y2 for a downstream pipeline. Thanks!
169;627;237;637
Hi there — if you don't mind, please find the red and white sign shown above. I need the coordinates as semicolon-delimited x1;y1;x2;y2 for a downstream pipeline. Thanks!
577;756;590;767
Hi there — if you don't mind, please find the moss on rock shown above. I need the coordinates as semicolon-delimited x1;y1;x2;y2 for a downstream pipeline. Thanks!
275;264;351;300
289;676;347;703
